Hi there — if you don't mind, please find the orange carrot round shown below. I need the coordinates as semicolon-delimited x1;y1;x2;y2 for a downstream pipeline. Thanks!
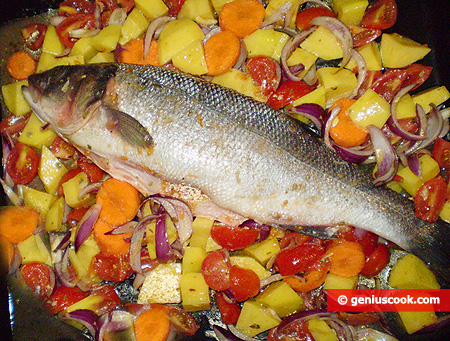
326;240;366;277
219;0;266;38
93;218;132;257
118;38;159;66
284;261;330;293
0;206;40;244
329;98;369;148
6;51;37;80
204;30;241;76
96;178;141;226
134;306;171;341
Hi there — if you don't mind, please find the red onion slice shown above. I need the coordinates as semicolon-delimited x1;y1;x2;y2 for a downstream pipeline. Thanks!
368;125;398;186
144;16;175;57
260;1;293;29
240;219;271;241
155;213;172;261
53;230;72;252
129;214;159;273
54;248;79;287
69;28;101;38
108;8;127;26
309;16;354;67
233;42;248;70
97;310;134;341
62;309;98;337
289;103;328;132
349;49;367;99
417;104;444;150
74;204;101;251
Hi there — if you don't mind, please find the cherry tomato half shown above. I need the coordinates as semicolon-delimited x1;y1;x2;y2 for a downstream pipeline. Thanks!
55;13;96;48
348;25;382;48
268;318;313;341
6;142;39;185
414;176;447;222
93;252;133;283
401;63;433;91
21;23;47;51
275;243;325;276
77;156;104;183
164;0;186;16
160;304;200;336
91;285;122;315
0;113;30;136
215;291;241;324
295;6;337;30
201;250;231;291
432;138;450;169
360;243;390;277
51;136;77;159
210;223;259;250
20;262;55;298
371;68;408;102
246;56;280;97
229;265;260;302
357;231;378;256
267;80;312;110
360;0;398;30
46;286;86;314
67;207;89;228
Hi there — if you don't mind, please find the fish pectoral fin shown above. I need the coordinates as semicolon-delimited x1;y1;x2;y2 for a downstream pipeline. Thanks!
103;106;153;150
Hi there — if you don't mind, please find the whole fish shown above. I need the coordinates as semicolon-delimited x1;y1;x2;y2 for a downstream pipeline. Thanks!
23;64;450;282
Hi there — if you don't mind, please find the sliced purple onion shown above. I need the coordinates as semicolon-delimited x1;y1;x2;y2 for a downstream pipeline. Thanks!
260;273;284;288
77;181;102;200
8;246;21;275
227;324;261;341
144;16;175;57
53;230;72;252
97;310;134;341
417;104;444;150
155;213;173;261
407;152;421;177
107;8;127;26
368;125;398;186
309;16;354;67
289;103;328;132
403;104;429;156
106;221;138;235
302;62;318;86
54;248;79;287
240;219;271;241
50;15;66;26
62;309;98;337
74;204;101;251
233;42;248;70
129;214;159;273
349;49;367;99
323;105;342;149
69;28;101;38
203;26;222;43
260;1;293;29
280;27;317;82
214;325;246;341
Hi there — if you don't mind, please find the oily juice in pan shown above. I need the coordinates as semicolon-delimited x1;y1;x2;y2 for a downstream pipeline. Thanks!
1;0;450;340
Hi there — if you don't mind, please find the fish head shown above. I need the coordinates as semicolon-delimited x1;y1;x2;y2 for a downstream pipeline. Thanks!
22;64;116;135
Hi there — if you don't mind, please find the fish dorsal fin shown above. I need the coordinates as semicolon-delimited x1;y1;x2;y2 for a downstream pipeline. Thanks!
103;106;153;150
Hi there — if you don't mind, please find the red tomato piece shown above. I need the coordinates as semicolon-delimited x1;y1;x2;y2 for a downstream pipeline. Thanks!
67;207;89;228
6;142;39;185
210;223;259;250
432;138;450;169
21;23;47;51
0;113;30;136
414;176;447;222
295;6;337;30
246;56;280;97
335;226;357;242
160;304;200;336
57;168;83;196
91;285;122;315
348;25;382;48
357;231;378;255
56;13;96;48
360;243;390;277
275;243;325;276
93;252;133;282
164;0;186;16
401;64;433;91
360;0;398;30
77;156;104;183
20;262;55;298
58;0;96;16
279;231;311;249
267;80;312;110
50;136;77;159
267;319;313;341
229;265;260;302
201;250;231;291
215;291;241;324
46;286;86;314
371;68;408;102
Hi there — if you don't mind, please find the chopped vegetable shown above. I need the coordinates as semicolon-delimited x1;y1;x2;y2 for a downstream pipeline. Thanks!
326;240;366;277
6;51;37;80
218;0;265;38
0;206;40;244
204;30;241;76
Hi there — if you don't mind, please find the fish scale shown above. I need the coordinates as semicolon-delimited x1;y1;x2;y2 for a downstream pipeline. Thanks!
22;63;450;283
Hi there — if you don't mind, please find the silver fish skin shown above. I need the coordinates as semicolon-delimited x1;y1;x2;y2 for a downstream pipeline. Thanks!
23;64;450;282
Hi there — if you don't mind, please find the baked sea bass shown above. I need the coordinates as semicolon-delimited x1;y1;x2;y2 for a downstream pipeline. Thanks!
22;64;450;281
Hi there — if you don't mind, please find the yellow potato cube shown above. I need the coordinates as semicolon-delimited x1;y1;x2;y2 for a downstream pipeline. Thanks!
347;89;391;129
287;48;318;79
398;311;438;335
90;24;122;52
45;196;65;232
345;42;382;71
1;80;31;116
389;253;440;289
22;186;56;215
440;201;450;222
135;0;168;20
291;86;326;109
256;281;304;317
180;272;211;311
212;68;249;94
177;0;216;25
412;86;450;113
17;235;52;266
172;40;208;75
42;25;65;56
317;67;357;105
332;0;368;26
158;18;205;65
395;93;417;119
38;146;68;194
300;26;343;60
323;273;358;289
182;246;207;274
380;33;431;68
189;217;214;249
230;256;271;280
236;300;281;337
308;319;339;341
205;235;222;252
119;8;149;45
210;0;232;13
396;154;440;196
62;172;95;208
265;0;302;28
70;37;98;62
243;29;289;62
244;237;281;265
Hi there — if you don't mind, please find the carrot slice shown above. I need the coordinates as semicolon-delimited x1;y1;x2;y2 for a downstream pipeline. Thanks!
96;178;140;226
204;31;241;76
326;240;366;277
118;38;159;66
134;306;171;341
219;0;265;38
93;218;132;257
0;206;40;244
6;51;37;80
284;261;330;293
329;98;369;148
